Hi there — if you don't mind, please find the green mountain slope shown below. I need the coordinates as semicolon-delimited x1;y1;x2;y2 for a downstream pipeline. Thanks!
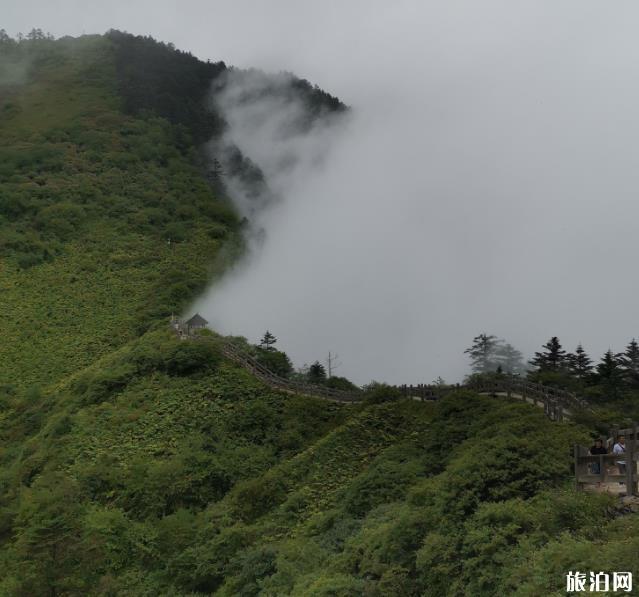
1;32;638;597
0;33;239;392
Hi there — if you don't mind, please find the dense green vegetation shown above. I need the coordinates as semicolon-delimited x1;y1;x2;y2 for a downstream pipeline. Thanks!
1;30;638;596
0;31;241;392
527;336;639;418
2;367;633;595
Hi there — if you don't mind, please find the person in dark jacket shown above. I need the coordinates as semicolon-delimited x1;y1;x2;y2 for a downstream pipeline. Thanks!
589;438;607;475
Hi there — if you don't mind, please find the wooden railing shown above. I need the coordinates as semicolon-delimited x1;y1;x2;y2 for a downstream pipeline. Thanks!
219;340;592;421
203;327;591;416
466;375;592;421
397;384;458;401
574;424;638;496
176;321;623;493
220;340;361;403
574;451;635;491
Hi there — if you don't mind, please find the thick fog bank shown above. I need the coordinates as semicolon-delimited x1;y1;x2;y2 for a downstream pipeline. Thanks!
181;4;639;385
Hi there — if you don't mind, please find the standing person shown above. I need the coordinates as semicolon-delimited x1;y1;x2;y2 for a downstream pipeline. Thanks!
613;435;626;483
589;438;607;476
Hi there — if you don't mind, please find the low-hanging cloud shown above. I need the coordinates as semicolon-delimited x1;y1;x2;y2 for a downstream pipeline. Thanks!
191;3;639;385
205;68;345;226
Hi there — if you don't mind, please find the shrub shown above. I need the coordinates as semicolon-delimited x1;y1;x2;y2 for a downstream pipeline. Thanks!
35;202;86;240
163;340;221;376
232;475;288;521
164;221;189;243
80;362;137;404
16;248;52;269
254;348;293;378
325;376;359;391
362;383;403;404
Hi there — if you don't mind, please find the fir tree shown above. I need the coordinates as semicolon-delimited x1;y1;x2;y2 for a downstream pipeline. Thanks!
529;337;566;372
618;339;639;389
308;361;327;383
464;333;499;373
495;342;525;375
594;349;624;398
259;330;277;351
566;344;593;380
0;29;14;45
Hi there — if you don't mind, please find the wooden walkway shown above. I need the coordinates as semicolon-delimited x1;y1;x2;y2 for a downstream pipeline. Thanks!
465;376;592;422
176;321;633;496
220;338;639;495
220;341;360;403
218;338;587;420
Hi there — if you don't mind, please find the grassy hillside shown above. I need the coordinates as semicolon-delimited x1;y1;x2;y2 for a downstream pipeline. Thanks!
0;33;240;393
3;360;634;596
1;31;638;597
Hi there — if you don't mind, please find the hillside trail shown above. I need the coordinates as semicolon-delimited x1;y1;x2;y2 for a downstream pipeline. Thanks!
174;319;632;497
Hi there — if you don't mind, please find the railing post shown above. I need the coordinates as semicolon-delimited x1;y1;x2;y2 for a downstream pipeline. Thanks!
536;388;541;408
634;423;638;496
626;435;634;494
630;423;638;496
574;445;581;491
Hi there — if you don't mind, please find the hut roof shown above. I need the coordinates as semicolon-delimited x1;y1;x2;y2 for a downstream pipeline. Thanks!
186;313;208;327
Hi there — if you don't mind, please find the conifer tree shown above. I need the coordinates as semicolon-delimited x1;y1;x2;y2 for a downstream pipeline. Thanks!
0;29;14;44
260;330;277;351
495;342;525;375
308;361;327;383
595;349;624;397
529;337;566;372
566;344;593;380
464;334;499;373
618;339;639;389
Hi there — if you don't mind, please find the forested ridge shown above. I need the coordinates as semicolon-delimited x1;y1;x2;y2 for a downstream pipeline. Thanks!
1;31;638;596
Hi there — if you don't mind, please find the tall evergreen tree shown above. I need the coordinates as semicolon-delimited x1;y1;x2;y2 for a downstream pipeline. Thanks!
594;349;624;399
529;337;566;372
495;342;525;375
618;339;639;389
464;334;499;373
308;361;327;383
0;29;14;44
259;330;277;351
566;344;593;380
